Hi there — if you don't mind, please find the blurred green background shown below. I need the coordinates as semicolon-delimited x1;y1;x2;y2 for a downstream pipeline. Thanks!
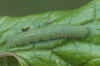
0;0;91;16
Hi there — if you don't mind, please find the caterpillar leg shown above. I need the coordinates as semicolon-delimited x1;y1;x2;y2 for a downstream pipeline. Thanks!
84;58;100;66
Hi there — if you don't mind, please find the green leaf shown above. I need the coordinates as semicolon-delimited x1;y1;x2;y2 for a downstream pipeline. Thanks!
0;0;100;66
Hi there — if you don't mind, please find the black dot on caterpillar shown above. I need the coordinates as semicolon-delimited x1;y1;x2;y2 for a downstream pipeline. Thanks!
21;26;31;32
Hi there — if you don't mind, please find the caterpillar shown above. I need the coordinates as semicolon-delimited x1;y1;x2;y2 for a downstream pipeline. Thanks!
7;25;89;47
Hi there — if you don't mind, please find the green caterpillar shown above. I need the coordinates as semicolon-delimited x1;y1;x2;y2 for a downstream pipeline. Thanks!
7;25;89;47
